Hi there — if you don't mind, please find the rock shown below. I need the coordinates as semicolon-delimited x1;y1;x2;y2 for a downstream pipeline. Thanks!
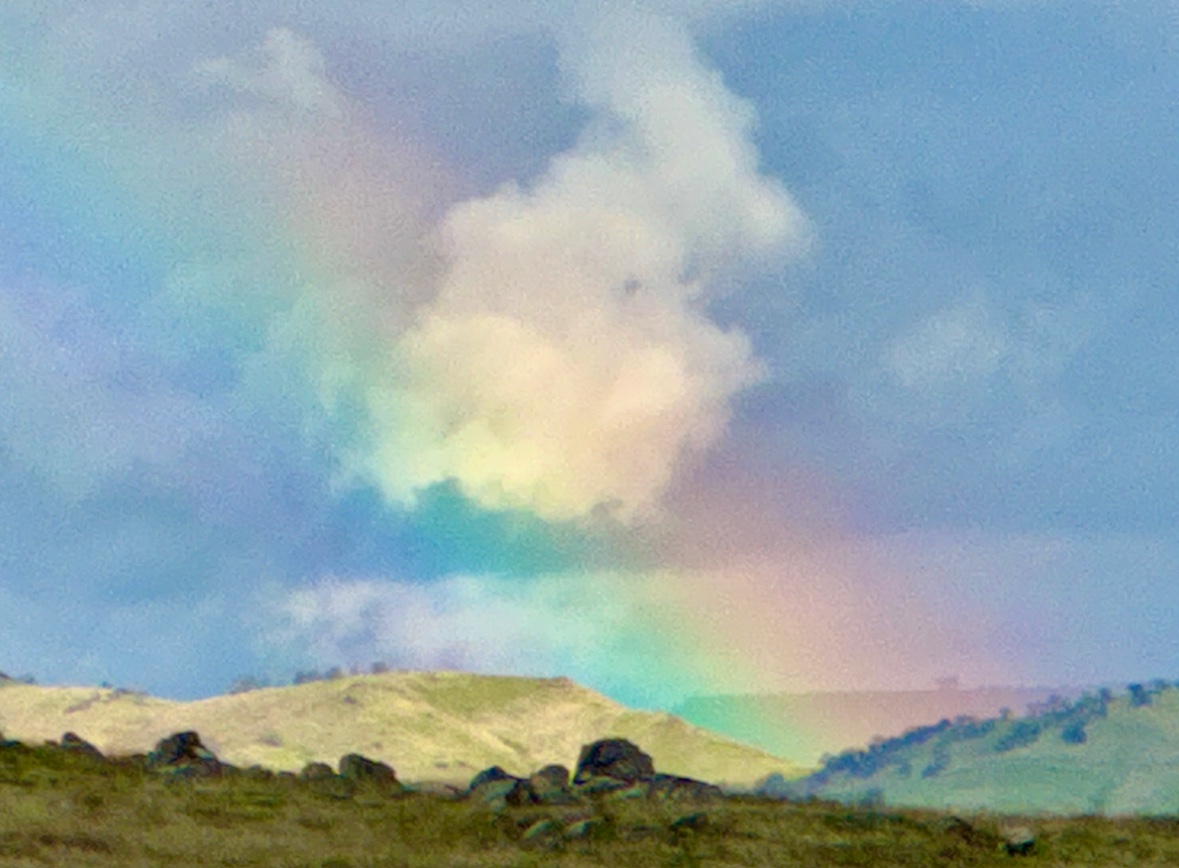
409;781;463;799
670;811;709;832
146;731;222;778
520;818;562;848
943;816;1001;850
574;738;655;784
60;732;104;761
574;776;631;797
531;764;570;790
300;761;336;781
564;816;608;841
648;774;723;802
241;765;274;781
338;753;401;791
467;767;536;809
529;764;579;805
468;765;516;791
1003;826;1035;856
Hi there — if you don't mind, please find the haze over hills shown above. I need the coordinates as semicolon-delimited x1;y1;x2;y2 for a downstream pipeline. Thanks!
674;681;1088;767
0;670;799;788
762;680;1179;815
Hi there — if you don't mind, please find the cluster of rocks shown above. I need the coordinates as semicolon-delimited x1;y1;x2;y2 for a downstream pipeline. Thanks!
7;730;719;808
462;738;722;811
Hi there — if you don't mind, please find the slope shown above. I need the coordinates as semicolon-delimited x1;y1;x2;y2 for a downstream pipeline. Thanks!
767;681;1179;815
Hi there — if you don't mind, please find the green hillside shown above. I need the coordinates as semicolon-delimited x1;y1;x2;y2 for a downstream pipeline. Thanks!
766;681;1179;815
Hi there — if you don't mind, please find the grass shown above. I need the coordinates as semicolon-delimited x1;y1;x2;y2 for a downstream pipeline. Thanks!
5;739;1179;865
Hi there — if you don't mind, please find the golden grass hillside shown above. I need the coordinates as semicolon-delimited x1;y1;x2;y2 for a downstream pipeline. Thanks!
0;671;800;787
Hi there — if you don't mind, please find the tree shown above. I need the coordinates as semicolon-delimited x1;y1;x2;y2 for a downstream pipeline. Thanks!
1061;721;1087;745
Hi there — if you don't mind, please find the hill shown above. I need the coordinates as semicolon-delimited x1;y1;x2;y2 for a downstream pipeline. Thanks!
0;670;800;787
761;681;1179;815
673;684;1085;767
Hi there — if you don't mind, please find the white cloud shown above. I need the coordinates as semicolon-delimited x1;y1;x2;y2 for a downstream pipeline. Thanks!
363;10;809;522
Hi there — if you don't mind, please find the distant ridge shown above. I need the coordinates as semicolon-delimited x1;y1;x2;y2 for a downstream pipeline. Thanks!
760;680;1179;815
674;684;1088;767
0;670;799;787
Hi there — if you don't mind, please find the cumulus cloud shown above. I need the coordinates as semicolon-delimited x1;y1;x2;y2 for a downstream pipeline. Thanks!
363;11;809;522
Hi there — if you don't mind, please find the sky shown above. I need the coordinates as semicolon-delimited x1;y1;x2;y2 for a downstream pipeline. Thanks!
1;0;1177;726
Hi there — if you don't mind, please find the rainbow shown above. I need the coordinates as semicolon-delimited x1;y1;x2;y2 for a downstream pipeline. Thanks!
0;20;1008;764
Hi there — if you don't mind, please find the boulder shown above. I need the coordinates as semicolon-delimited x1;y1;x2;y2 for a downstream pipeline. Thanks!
409;781;463;799
467;766;536;809
564;816;608;841
60;732;104;761
573;776;631;797
146;731;222;778
574;738;655;784
1003;826;1036;857
520;818;562;849
300;761;336;781
468;765;516;791
241;765;275;781
529;764;579;805
530;764;570;790
338;753;402;791
942;816;1002;851
670;811;709;832
647;774;723;802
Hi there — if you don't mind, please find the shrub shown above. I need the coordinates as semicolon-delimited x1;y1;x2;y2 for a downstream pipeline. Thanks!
1061;721;1087;745
994;719;1042;753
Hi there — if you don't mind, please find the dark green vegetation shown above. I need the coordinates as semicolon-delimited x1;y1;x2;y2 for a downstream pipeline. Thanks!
4;732;1179;866
766;681;1179;815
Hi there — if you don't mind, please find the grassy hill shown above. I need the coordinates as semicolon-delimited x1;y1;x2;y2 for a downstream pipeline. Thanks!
674;684;1085;767
767;681;1179;815
0;670;800;787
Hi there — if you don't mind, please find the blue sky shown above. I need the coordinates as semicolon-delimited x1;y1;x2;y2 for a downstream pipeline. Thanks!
0;0;1176;707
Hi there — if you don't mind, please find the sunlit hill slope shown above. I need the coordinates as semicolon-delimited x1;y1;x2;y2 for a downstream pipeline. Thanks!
0;670;799;787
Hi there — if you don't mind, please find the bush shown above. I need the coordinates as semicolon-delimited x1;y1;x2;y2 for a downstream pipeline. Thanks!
1061;721;1087;745
995;719;1042;753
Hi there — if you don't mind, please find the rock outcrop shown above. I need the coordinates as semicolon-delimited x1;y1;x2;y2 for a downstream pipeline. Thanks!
146;731;223;778
574;738;655;784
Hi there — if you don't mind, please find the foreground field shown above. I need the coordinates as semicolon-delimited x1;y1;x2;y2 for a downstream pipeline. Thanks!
3;739;1179;867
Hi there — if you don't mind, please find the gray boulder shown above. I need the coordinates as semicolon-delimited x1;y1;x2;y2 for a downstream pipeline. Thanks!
574;738;655;784
529;764;579;805
300;761;336;781
467;767;538;809
146;731;222;778
338;753;402;792
647;773;723;802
